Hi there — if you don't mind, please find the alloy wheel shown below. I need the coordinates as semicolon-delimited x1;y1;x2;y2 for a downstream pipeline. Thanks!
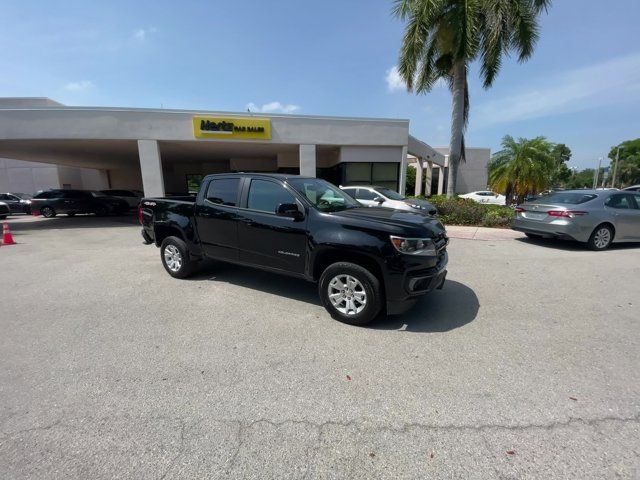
164;245;183;272
328;274;367;315
593;228;611;249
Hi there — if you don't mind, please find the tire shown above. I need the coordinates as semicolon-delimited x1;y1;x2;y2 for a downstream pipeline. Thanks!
525;233;542;239
95;205;109;216
160;236;195;279
587;224;613;251
318;262;383;326
41;206;56;218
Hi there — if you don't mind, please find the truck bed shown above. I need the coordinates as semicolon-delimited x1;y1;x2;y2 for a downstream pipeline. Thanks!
139;196;198;246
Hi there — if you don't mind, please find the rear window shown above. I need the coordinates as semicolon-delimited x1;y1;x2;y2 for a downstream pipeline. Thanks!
34;191;58;199
206;178;240;206
531;192;597;205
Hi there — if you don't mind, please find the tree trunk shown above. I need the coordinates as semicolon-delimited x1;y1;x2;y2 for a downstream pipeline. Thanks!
447;61;466;198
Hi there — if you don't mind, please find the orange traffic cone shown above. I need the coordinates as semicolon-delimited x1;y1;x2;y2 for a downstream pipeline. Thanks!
2;221;15;245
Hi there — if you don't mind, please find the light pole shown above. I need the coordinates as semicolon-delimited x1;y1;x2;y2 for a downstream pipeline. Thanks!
592;157;602;189
610;145;623;189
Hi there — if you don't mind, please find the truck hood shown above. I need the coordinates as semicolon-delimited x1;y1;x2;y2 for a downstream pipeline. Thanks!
330;207;446;238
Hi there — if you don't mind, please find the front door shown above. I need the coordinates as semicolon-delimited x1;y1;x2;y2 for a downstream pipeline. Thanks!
237;178;307;274
354;187;379;207
196;177;241;261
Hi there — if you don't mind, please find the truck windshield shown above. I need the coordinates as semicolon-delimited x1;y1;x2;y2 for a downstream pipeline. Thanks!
288;178;360;212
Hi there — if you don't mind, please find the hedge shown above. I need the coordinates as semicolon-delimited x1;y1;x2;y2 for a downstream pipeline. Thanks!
410;195;515;228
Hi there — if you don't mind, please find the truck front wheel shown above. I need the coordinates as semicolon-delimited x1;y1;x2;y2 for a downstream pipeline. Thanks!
319;262;383;326
160;236;194;278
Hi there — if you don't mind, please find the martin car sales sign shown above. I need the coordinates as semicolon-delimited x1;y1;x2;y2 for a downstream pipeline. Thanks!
193;116;271;140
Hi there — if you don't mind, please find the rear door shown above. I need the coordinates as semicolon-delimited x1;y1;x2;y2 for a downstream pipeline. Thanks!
62;191;88;213
237;177;308;274
605;193;638;240
195;177;241;261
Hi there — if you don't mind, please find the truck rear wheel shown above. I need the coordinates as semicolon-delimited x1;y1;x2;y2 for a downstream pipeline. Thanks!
160;236;195;278
319;262;383;326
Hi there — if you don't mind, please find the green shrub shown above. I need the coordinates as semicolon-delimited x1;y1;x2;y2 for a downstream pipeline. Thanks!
409;195;514;228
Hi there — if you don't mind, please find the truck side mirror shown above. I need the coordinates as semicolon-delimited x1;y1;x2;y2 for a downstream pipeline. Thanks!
276;203;304;220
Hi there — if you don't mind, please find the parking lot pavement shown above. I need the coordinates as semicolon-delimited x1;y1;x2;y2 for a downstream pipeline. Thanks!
1;216;639;479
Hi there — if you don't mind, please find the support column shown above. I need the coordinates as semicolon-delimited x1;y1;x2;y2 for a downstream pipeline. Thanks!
425;161;433;196
299;144;317;177
138;139;165;197
437;166;445;195
414;158;424;196
398;146;409;196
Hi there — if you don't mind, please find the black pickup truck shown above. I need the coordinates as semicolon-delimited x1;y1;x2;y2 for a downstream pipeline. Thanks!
139;173;448;325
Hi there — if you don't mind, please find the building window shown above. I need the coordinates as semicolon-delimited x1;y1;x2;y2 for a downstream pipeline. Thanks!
186;174;204;193
341;163;399;191
372;163;399;190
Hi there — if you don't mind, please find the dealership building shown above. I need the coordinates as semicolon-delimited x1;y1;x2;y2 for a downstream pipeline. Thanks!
0;98;488;197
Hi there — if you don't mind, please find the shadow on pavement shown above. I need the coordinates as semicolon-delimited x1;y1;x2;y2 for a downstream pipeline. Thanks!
188;261;321;306
190;263;478;332
5;214;138;233
373;280;479;332
515;237;640;251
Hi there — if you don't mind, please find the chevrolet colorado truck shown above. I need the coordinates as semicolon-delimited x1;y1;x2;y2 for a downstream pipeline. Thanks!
139;173;448;325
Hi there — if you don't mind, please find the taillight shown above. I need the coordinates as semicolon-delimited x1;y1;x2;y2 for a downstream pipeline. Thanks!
515;207;524;213
137;205;143;224
547;210;587;218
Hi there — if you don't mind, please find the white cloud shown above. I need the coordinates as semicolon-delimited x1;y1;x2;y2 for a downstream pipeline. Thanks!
475;52;640;126
133;27;157;40
245;101;301;114
63;80;95;91
385;66;405;92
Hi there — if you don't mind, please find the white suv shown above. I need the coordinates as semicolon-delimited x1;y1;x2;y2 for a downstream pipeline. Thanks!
340;185;437;215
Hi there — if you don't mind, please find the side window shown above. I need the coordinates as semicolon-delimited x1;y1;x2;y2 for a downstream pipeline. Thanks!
63;191;84;199
606;194;632;209
0;194;10;200
206;178;239;206
247;179;295;214
631;194;640;209
356;188;378;201
341;188;356;197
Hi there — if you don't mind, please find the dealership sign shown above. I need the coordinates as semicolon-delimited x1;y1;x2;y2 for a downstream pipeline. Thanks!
193;116;271;140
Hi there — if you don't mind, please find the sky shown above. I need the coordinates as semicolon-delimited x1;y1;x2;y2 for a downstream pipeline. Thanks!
1;0;639;170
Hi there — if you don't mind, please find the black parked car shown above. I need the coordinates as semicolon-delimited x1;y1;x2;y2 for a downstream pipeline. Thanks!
31;189;129;217
0;201;9;219
139;173;448;325
0;193;32;214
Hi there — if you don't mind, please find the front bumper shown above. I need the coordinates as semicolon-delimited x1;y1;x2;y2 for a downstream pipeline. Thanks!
384;250;449;302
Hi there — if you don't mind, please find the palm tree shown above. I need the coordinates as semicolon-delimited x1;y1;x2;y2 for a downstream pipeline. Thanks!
393;0;550;198
488;135;555;204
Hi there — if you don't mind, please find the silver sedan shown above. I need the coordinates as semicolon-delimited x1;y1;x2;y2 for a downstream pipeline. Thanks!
512;190;640;250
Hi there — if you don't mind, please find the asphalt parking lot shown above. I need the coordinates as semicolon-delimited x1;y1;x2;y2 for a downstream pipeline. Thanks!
1;215;639;479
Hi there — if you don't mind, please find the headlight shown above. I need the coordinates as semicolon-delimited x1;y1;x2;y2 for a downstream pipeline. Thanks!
390;236;437;256
21;199;32;204
409;204;425;210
